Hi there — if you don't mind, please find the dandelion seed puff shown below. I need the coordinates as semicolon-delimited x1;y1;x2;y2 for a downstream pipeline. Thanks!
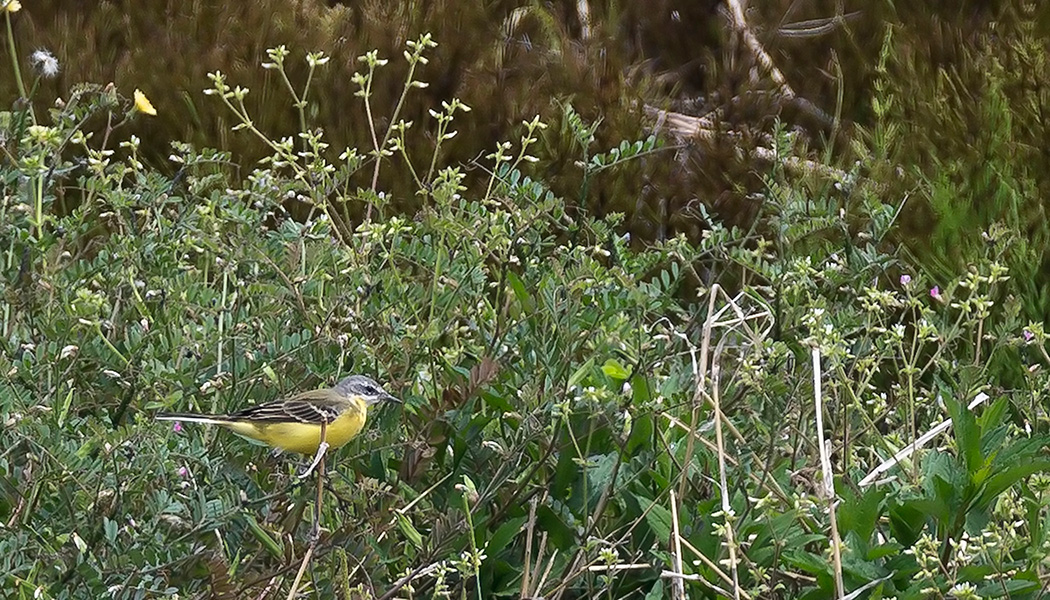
29;49;60;78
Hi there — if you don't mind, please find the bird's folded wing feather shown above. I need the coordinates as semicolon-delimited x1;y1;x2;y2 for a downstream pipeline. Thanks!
229;391;345;424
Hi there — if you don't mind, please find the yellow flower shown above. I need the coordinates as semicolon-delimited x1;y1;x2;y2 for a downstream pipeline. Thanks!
133;89;157;116
4;0;21;12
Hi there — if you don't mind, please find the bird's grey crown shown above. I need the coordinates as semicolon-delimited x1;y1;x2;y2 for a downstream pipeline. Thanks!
334;374;394;404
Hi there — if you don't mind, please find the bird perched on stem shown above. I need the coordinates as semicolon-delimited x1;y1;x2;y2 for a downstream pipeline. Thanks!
156;375;398;456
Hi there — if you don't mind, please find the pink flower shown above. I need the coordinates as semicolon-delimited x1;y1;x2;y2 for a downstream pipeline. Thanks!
900;274;912;285
1024;329;1035;342
178;466;188;477
930;286;940;299
173;421;183;433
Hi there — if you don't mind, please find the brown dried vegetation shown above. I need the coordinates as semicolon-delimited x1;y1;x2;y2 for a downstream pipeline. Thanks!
10;1;1050;253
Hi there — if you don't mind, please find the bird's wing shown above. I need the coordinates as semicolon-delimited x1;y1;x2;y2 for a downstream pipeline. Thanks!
228;389;348;424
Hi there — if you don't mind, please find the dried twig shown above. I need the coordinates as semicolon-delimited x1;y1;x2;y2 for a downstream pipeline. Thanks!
724;0;794;98
811;347;844;599
670;489;686;600
859;392;990;488
287;421;328;600
520;495;539;598
674;285;772;599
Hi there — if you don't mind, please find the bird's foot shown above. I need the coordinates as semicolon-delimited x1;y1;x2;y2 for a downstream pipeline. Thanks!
297;441;329;479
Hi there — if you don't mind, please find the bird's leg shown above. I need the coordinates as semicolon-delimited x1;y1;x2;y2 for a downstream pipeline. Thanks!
297;438;329;480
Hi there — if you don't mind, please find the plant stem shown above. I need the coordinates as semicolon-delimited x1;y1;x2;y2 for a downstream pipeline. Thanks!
5;11;26;100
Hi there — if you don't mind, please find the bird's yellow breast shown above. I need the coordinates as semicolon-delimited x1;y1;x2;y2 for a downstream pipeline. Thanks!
223;402;367;454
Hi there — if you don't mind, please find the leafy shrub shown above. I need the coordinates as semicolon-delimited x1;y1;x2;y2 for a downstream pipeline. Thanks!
3;25;1050;600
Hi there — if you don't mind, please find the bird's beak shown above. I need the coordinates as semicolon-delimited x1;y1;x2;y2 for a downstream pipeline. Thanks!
384;391;402;404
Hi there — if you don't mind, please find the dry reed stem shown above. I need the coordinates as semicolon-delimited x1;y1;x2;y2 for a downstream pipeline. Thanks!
670;489;686;600
810;347;844;598
677;535;748;598
535;545;559;595
661;412;792;505
520;495;539;598
666;284;773;599
524;529;549;598
586;563;649;572
710;328;741;600
287;421;328;600
694;285;773;598
661;568;737;599
724;0;795;97
645;105;851;181
376;563;442;600
858;392;990;488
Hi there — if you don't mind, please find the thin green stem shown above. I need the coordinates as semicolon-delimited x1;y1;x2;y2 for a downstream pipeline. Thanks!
462;489;483;600
369;58;420;193
425;117;450;185
34;166;43;239
230;96;299;167
395;132;423;190
218;268;228;375
95;323;129;366
1;241;12;336
5;11;26;100
276;64;307;141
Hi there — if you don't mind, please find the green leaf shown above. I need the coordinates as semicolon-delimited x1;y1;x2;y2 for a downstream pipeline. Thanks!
506;271;534;314
976;396;1008;437
242;513;283;559
535;504;575;550
103;517;118;546
977;459;1050;509
626;412;653;455
568;357;595;389
837;486;885;544
630;373;652;403
944;391;982;478
485;517;527;557
396;513;424;550
587;452;619;494
645;579;664;600
782;548;831;575
634;494;671;541
601;358;630;380
481;391;514;413
57;387;74;428
888;501;930;547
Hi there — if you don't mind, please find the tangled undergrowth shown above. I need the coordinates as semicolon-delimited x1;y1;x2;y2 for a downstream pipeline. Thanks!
4;19;1050;600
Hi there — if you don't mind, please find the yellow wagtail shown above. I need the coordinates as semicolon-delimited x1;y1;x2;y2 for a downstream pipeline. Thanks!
156;375;398;455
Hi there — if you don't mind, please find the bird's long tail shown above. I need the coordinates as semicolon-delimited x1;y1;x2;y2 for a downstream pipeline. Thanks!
155;412;235;425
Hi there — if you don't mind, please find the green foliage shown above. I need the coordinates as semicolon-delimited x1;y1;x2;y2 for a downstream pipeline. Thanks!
857;3;1050;321
4;28;1050;600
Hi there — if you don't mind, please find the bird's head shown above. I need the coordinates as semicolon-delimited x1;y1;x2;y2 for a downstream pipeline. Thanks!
334;375;399;406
